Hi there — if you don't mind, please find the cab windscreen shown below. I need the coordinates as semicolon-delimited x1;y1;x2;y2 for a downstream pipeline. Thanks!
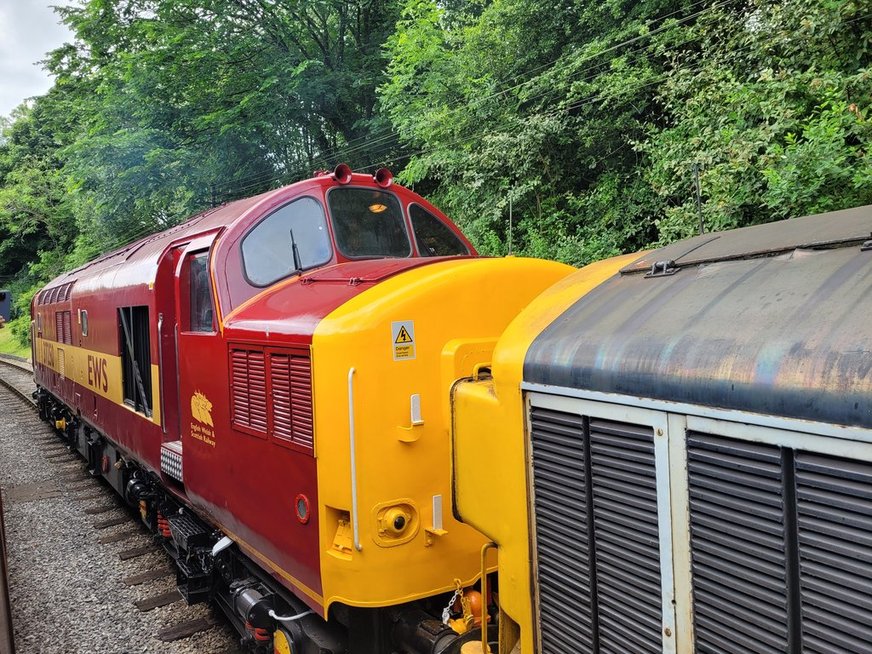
329;188;410;258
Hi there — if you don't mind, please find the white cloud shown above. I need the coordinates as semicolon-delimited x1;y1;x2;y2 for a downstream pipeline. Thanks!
0;0;75;118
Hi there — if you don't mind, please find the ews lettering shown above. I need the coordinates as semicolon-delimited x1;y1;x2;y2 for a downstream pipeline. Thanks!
87;355;109;393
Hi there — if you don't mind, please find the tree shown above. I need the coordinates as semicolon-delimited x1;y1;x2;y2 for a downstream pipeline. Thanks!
644;0;872;240
381;0;872;262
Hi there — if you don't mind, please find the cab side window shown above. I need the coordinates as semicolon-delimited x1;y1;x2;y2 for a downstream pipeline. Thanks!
409;205;469;256
188;253;215;332
241;197;332;286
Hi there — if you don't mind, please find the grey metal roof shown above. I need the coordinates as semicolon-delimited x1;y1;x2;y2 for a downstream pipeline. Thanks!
623;204;872;273
524;205;872;429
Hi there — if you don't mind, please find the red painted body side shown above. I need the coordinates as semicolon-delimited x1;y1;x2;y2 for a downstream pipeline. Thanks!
31;172;475;610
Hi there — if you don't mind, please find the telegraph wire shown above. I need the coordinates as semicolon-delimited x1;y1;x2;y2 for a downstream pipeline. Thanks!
86;8;872;258
214;0;728;194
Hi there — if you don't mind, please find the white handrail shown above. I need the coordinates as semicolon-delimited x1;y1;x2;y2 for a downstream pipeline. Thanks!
348;367;362;551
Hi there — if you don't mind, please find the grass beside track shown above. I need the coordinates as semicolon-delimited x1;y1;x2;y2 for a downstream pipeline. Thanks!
0;328;29;359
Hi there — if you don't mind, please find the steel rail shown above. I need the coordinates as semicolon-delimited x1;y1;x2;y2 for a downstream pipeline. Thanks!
0;491;13;654
0;354;32;653
0;355;30;373
0;359;35;409
0;368;20;654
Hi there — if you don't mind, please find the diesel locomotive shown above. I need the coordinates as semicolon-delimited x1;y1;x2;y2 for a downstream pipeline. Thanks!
452;205;872;653
30;165;573;653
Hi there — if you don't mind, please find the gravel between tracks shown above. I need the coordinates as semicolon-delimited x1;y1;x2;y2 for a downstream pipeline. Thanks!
0;368;242;653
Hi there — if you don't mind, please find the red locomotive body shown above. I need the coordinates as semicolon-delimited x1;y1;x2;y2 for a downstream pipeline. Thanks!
31;167;573;653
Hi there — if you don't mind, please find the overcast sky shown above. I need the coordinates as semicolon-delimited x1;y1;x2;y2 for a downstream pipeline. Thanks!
0;1;74;119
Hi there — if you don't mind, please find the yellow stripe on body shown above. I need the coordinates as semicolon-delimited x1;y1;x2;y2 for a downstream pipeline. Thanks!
452;252;646;653
34;337;162;426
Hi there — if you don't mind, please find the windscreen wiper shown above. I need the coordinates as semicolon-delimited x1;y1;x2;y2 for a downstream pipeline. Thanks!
289;229;303;274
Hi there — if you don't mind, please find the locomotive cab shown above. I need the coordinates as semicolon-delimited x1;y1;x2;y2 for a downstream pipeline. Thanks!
27;165;573;653
166;168;574;652
211;168;476;317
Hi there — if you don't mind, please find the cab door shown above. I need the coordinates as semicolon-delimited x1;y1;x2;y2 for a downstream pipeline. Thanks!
155;245;184;441
171;236;226;498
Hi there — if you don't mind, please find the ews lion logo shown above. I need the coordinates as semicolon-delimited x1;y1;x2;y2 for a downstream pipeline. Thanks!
190;391;214;427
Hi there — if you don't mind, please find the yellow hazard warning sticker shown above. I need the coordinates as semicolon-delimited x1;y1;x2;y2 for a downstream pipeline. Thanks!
391;320;416;361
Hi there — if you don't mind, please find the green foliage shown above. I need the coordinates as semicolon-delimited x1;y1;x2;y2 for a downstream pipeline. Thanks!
380;0;682;263
0;0;407;347
643;0;872;241
382;0;872;261
1;0;871;350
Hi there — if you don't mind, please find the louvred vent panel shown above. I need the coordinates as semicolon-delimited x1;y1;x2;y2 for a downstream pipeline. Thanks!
795;452;872;654
686;433;790;653
269;351;314;450
231;349;268;434
53;311;72;344
529;408;662;653
62;311;72;344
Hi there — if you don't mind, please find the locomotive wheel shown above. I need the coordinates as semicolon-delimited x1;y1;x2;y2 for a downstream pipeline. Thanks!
272;628;296;654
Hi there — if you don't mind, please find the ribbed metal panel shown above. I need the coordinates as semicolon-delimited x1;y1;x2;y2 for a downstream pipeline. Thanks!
269;352;314;450
62;311;72;344
289;355;314;448
530;407;593;654
270;354;293;440
589;419;661;654
687;433;790;654
796;452;872;654
231;349;268;433
530;407;662;654
47;309;72;342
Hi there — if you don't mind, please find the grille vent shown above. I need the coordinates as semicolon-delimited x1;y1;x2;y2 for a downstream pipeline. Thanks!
589;419;662;653
687;434;872;654
54;310;72;344
62;311;72;344
529;407;661;654
269;352;314;449
231;347;314;450
530;408;592;653
796;452;872;654
687;433;790;653
230;349;268;434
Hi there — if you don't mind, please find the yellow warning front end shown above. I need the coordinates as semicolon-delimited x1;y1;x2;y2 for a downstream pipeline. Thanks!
311;257;572;611
451;253;642;653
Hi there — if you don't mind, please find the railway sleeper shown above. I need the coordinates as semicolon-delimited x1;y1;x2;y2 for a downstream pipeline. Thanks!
35;387;493;654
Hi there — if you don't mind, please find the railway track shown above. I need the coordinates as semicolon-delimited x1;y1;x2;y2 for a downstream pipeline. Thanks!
1;490;12;654
0;356;28;654
0;358;242;653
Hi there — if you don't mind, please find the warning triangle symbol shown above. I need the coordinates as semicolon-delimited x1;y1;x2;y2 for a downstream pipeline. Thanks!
395;326;413;343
